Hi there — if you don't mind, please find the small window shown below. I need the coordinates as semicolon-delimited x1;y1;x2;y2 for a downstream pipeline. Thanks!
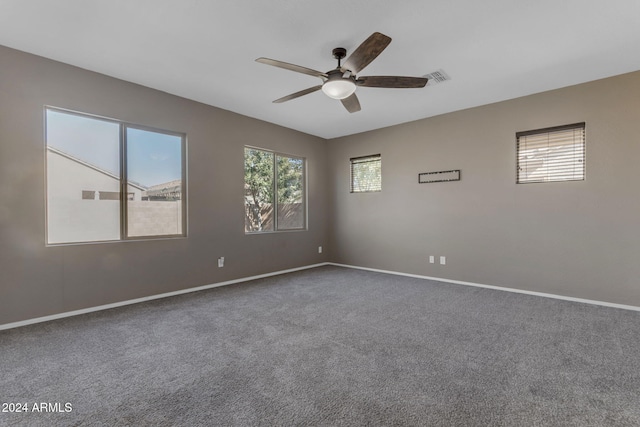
244;147;306;233
46;107;186;244
99;191;120;201
82;191;134;200
350;154;381;193
82;190;98;200
517;123;585;184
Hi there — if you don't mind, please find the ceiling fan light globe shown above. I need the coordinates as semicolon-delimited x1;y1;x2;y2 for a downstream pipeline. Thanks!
322;79;356;100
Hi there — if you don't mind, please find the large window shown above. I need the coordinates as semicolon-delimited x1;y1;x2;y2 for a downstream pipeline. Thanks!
517;123;585;184
350;154;382;193
46;108;186;244
244;147;306;233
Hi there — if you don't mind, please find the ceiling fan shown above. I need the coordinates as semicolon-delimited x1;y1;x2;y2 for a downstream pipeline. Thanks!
256;32;428;113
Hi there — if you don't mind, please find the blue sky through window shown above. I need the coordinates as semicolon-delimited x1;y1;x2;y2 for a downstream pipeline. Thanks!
46;110;120;175
127;128;182;187
46;109;182;188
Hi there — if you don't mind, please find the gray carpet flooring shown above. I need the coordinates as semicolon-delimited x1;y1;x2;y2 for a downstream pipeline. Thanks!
1;265;640;426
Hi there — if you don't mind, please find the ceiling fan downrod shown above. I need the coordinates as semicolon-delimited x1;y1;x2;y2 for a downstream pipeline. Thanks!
332;47;347;69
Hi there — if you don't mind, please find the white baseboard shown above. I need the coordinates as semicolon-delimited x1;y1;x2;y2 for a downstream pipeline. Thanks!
328;262;640;312
0;263;330;331
3;261;638;331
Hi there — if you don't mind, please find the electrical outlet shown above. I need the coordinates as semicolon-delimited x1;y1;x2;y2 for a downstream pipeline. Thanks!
429;255;435;263
218;257;224;268
318;246;323;254
440;256;446;265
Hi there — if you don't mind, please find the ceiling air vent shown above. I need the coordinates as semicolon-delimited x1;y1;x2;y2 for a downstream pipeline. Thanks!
424;69;451;85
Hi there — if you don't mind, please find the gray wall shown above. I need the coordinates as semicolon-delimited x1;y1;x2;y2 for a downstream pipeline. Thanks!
328;71;640;306
0;45;329;325
2;43;639;326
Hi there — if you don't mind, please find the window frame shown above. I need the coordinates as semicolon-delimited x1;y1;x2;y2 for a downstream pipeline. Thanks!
244;146;307;234
122;123;187;240
45;106;187;245
350;154;382;193
516;122;585;184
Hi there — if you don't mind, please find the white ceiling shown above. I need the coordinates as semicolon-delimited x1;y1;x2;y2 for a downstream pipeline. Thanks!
1;0;639;139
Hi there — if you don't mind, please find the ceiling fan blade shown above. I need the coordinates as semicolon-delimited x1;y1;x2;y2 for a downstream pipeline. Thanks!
273;85;322;103
341;32;392;75
357;76;429;88
256;58;328;79
341;93;361;113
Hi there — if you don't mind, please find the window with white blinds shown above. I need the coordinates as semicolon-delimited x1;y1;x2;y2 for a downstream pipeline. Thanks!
517;122;585;184
350;154;381;193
